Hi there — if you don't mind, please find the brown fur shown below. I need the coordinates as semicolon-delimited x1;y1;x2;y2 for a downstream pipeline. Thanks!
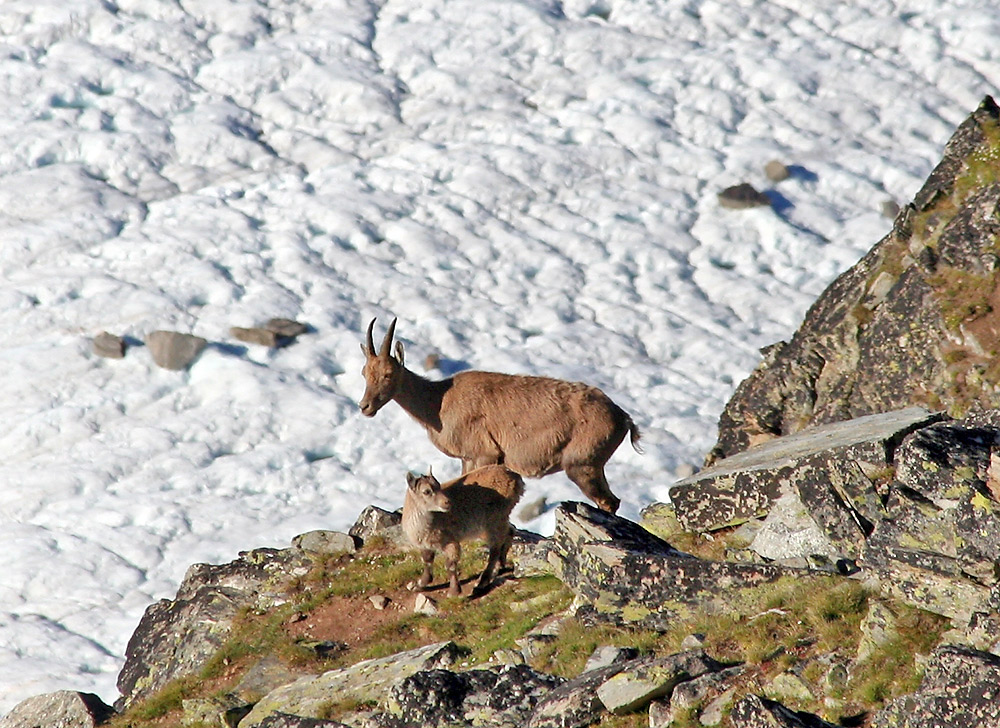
402;465;524;597
360;318;641;513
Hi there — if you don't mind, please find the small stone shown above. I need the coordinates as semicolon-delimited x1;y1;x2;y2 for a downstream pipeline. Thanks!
718;182;771;209
92;331;126;359
517;496;548;522
414;593;438;615
881;199;901;219
370;595;389;610
764;160;791;182
145;330;207;370
582;645;640;674
231;326;280;347
680;633;706;651
424;352;441;370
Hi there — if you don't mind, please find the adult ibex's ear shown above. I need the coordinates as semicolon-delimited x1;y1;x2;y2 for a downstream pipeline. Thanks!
394;341;405;365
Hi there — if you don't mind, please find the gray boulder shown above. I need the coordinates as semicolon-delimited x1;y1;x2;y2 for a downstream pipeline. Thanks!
527;661;630;728
0;691;114;728
145;330;207;370
349;505;404;547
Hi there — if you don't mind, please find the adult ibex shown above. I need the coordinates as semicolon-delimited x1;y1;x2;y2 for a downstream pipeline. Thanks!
402;465;524;597
360;318;641;513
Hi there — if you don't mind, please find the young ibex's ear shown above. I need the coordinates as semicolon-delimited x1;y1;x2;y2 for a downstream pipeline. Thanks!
394;340;405;365
406;472;419;489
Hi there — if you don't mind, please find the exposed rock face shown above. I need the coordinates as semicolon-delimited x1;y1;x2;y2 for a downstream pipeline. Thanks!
0;691;114;728
670;408;938;551
117;547;311;708
709;96;1000;463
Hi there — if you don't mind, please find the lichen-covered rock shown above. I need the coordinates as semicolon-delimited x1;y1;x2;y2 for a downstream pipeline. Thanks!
117;548;310;708
870;645;1000;728
551;502;843;631
728;694;839;727
708;96;1000;463
0;691;115;728
666;665;746;726
527;660;630;728
669;408;938;553
377;664;563;728
238;642;461;727
595;650;724;715
861;416;1000;619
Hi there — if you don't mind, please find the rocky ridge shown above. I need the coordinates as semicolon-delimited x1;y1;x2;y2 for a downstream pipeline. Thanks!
5;100;1000;728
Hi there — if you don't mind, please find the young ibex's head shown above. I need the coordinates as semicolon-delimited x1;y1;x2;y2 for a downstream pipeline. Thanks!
405;470;449;512
359;317;405;417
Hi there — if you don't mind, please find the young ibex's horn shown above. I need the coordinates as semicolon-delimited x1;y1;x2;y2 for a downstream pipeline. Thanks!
379;317;398;358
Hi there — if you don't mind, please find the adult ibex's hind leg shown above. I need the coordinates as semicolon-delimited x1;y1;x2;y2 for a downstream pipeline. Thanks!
566;464;621;513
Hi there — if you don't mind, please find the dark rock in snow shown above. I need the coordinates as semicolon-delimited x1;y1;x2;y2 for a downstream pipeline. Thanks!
718;182;771;209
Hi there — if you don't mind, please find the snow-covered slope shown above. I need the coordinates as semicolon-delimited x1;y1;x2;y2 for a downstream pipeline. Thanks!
1;0;997;712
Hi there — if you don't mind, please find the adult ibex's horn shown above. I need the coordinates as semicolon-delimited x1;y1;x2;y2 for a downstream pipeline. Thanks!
379;317;397;358
364;318;377;356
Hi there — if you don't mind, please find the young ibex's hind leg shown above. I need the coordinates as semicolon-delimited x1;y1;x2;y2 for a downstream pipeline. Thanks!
443;541;462;597
416;548;435;590
566;464;621;514
497;525;515;575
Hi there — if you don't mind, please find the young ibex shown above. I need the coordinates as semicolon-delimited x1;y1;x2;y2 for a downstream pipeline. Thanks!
402;464;524;597
360;318;641;513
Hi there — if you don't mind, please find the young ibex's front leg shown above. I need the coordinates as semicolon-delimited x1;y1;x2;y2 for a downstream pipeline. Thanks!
416;548;435;590
444;541;462;597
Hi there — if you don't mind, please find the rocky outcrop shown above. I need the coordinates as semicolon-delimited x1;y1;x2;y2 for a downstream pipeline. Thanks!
709;96;1000;463
117;547;311;708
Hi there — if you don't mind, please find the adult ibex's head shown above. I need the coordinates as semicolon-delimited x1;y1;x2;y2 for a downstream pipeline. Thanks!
359;317;405;417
